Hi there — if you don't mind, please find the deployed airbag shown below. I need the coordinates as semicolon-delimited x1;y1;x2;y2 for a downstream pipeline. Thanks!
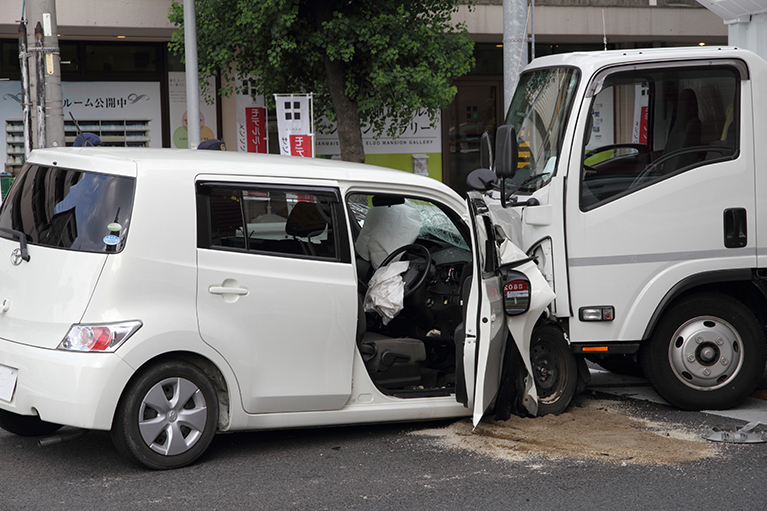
363;261;410;325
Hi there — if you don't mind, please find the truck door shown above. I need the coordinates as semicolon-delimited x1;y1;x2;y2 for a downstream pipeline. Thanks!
566;59;755;343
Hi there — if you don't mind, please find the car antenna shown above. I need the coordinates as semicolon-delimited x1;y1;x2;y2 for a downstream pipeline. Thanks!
68;112;97;147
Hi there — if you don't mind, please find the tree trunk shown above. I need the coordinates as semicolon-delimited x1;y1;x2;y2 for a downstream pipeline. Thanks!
324;56;365;163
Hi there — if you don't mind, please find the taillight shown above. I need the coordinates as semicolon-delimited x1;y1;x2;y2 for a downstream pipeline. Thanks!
57;321;143;352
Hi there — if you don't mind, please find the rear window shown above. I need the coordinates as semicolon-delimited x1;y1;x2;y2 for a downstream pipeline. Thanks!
0;164;135;253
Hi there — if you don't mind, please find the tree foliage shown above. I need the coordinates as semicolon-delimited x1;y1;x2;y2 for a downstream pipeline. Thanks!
168;0;474;162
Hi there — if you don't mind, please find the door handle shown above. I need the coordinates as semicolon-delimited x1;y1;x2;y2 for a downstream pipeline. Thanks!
723;208;747;248
209;285;248;296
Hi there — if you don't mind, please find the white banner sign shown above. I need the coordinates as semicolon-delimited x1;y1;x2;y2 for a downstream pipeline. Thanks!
315;110;440;155
275;94;313;157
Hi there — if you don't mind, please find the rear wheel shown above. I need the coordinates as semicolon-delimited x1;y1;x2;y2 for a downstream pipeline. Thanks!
530;325;578;415
640;293;766;410
0;409;62;437
111;361;218;470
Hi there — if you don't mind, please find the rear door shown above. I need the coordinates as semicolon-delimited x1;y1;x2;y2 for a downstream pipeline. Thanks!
195;180;358;414
0;164;135;348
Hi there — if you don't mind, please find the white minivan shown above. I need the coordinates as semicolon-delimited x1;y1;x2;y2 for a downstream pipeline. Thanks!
0;148;579;469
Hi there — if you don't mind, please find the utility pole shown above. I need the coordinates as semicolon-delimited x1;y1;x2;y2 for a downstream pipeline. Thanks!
24;0;65;149
184;0;201;149
17;22;32;159
503;0;530;113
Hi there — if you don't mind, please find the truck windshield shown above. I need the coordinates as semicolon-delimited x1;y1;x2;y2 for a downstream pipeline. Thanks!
504;67;579;194
0;165;135;253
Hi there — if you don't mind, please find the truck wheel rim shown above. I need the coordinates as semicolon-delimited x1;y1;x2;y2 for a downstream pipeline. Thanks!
138;377;208;456
667;316;744;391
531;341;564;403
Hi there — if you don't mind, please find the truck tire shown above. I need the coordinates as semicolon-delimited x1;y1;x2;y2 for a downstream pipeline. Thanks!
111;361;219;470
640;293;766;410
0;409;62;437
531;325;578;415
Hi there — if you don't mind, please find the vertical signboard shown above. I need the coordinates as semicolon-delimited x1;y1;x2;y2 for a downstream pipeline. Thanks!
236;80;268;153
168;72;218;148
275;94;313;157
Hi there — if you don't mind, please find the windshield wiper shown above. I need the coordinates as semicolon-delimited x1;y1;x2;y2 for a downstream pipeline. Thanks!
0;227;30;262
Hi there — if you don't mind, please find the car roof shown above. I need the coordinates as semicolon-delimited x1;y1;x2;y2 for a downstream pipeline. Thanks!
26;147;456;196
524;46;763;76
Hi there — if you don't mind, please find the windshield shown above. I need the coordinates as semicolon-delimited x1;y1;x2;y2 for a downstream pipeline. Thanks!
503;67;580;194
0;165;135;253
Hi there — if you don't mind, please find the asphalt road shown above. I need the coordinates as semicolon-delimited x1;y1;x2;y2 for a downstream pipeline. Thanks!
2;379;767;511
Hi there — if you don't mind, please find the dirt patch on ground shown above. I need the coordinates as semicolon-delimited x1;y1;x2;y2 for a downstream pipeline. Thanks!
413;396;717;466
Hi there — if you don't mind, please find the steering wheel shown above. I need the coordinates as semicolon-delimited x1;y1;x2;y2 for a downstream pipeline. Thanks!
584;143;648;160
379;244;432;298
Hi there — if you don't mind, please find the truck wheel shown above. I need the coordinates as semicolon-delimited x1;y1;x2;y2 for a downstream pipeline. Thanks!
0;409;62;437
640;293;766;410
531;325;578;415
111;361;218;470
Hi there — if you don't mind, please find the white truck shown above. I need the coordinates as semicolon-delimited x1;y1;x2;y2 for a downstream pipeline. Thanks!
468;46;767;410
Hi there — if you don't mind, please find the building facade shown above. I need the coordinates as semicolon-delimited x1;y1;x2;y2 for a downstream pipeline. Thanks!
0;0;727;193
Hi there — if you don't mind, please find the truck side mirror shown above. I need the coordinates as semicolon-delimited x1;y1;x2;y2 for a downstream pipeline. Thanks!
495;125;518;179
466;131;498;192
495;125;519;208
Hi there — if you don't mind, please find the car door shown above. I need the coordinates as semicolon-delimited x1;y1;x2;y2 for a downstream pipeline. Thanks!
195;179;358;414
465;193;509;425
467;191;557;425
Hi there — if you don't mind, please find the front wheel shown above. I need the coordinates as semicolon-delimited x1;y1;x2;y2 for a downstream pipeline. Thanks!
111;361;219;470
640;293;766;410
530;325;578;415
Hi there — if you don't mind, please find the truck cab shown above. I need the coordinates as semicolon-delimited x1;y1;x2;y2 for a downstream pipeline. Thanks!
477;47;767;410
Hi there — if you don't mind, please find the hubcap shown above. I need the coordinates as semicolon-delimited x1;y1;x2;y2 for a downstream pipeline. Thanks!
667;316;743;391
531;342;562;402
138;377;208;456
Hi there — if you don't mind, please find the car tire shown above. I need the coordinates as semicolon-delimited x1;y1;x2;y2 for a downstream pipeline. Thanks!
111;360;219;470
0;409;62;437
531;325;578;415
640;293;766;410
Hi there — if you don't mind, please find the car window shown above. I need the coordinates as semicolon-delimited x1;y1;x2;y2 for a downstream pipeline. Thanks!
197;183;344;261
580;64;740;210
0;164;135;253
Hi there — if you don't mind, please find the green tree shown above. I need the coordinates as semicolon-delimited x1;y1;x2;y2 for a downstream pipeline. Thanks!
168;0;474;162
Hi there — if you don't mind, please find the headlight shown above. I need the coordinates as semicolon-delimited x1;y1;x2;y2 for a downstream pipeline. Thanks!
57;321;143;352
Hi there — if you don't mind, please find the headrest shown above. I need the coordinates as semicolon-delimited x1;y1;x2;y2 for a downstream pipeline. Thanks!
285;202;328;238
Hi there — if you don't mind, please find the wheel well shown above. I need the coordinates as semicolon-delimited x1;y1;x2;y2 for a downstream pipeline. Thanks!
115;352;231;431
644;272;767;342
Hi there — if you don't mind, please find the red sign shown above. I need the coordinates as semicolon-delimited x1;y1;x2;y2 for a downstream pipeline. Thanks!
290;134;312;158
245;107;266;153
638;106;648;145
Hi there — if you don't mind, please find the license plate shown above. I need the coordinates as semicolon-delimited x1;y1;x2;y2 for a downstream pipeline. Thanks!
0;364;18;403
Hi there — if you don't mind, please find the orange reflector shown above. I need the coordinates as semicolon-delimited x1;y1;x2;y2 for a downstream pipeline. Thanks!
582;346;609;352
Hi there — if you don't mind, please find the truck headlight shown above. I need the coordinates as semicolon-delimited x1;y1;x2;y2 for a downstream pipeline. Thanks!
57;321;143;352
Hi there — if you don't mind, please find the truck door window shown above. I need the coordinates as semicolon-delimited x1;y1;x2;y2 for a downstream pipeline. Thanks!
580;65;740;210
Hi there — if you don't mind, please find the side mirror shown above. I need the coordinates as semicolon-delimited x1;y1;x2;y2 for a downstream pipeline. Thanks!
495;125;518;179
466;168;498;192
495;125;519;208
